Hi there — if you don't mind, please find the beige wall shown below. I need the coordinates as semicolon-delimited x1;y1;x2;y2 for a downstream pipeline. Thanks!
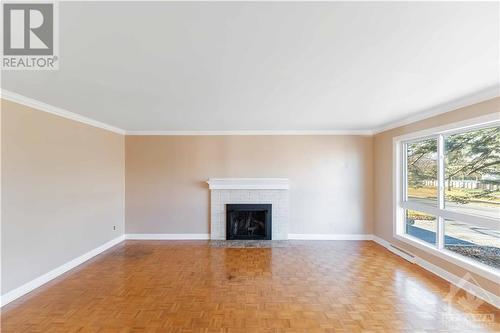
1;99;125;294
373;97;500;296
125;135;373;235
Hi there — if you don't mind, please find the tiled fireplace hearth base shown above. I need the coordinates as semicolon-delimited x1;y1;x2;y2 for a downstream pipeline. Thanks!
209;240;289;248
207;179;290;240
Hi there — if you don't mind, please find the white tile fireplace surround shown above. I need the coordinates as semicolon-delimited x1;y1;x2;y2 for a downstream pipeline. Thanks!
207;178;290;240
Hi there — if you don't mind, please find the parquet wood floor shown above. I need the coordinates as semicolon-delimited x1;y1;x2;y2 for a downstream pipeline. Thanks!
1;240;498;332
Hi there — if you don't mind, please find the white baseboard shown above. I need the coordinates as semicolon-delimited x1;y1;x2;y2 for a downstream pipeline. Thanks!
288;233;374;240
125;234;373;240
372;235;500;309
415;256;500;309
125;233;374;241
0;235;124;307
125;233;375;241
125;233;210;240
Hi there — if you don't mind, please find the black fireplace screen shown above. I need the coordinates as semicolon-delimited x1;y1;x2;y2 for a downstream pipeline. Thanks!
226;204;272;240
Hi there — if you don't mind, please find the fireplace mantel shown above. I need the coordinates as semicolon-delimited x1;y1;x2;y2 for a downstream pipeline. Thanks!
206;178;290;190
207;178;290;240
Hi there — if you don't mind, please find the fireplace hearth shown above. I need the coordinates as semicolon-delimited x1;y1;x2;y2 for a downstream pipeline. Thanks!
226;204;272;240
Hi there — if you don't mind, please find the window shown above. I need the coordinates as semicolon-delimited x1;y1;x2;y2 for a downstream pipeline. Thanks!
395;117;499;278
444;218;500;269
405;210;437;245
444;127;500;219
406;139;438;206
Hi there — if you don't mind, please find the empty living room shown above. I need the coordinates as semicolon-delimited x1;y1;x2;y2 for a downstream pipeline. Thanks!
1;1;499;332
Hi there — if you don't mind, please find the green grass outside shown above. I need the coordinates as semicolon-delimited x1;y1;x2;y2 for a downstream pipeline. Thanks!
408;186;500;207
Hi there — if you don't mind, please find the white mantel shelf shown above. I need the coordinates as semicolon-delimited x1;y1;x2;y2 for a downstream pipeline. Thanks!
207;178;290;190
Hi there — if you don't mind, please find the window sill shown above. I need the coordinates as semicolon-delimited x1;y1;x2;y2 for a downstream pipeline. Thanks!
394;233;500;283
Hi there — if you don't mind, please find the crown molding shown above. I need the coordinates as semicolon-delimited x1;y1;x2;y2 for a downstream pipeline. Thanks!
2;87;497;137
0;89;126;135
372;86;500;135
124;129;374;136
0;90;371;135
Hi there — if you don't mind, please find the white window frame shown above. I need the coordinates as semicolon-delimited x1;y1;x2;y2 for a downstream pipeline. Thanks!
393;113;500;282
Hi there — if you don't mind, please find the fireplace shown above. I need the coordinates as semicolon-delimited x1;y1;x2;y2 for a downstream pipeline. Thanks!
226;204;272;240
207;178;289;240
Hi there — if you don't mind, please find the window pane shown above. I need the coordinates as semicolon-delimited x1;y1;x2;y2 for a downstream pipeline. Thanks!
445;127;500;219
405;210;437;245
406;138;438;206
444;219;500;269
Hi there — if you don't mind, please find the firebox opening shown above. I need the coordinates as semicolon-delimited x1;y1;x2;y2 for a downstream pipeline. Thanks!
226;204;272;240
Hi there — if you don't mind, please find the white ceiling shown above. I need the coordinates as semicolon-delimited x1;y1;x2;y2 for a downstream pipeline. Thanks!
2;1;499;133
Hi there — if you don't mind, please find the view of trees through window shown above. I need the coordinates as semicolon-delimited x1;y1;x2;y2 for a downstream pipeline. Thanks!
445;127;500;218
406;138;437;205
406;127;499;218
402;125;499;269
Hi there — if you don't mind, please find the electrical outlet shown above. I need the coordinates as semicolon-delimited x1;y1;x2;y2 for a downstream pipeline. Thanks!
113;225;116;231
